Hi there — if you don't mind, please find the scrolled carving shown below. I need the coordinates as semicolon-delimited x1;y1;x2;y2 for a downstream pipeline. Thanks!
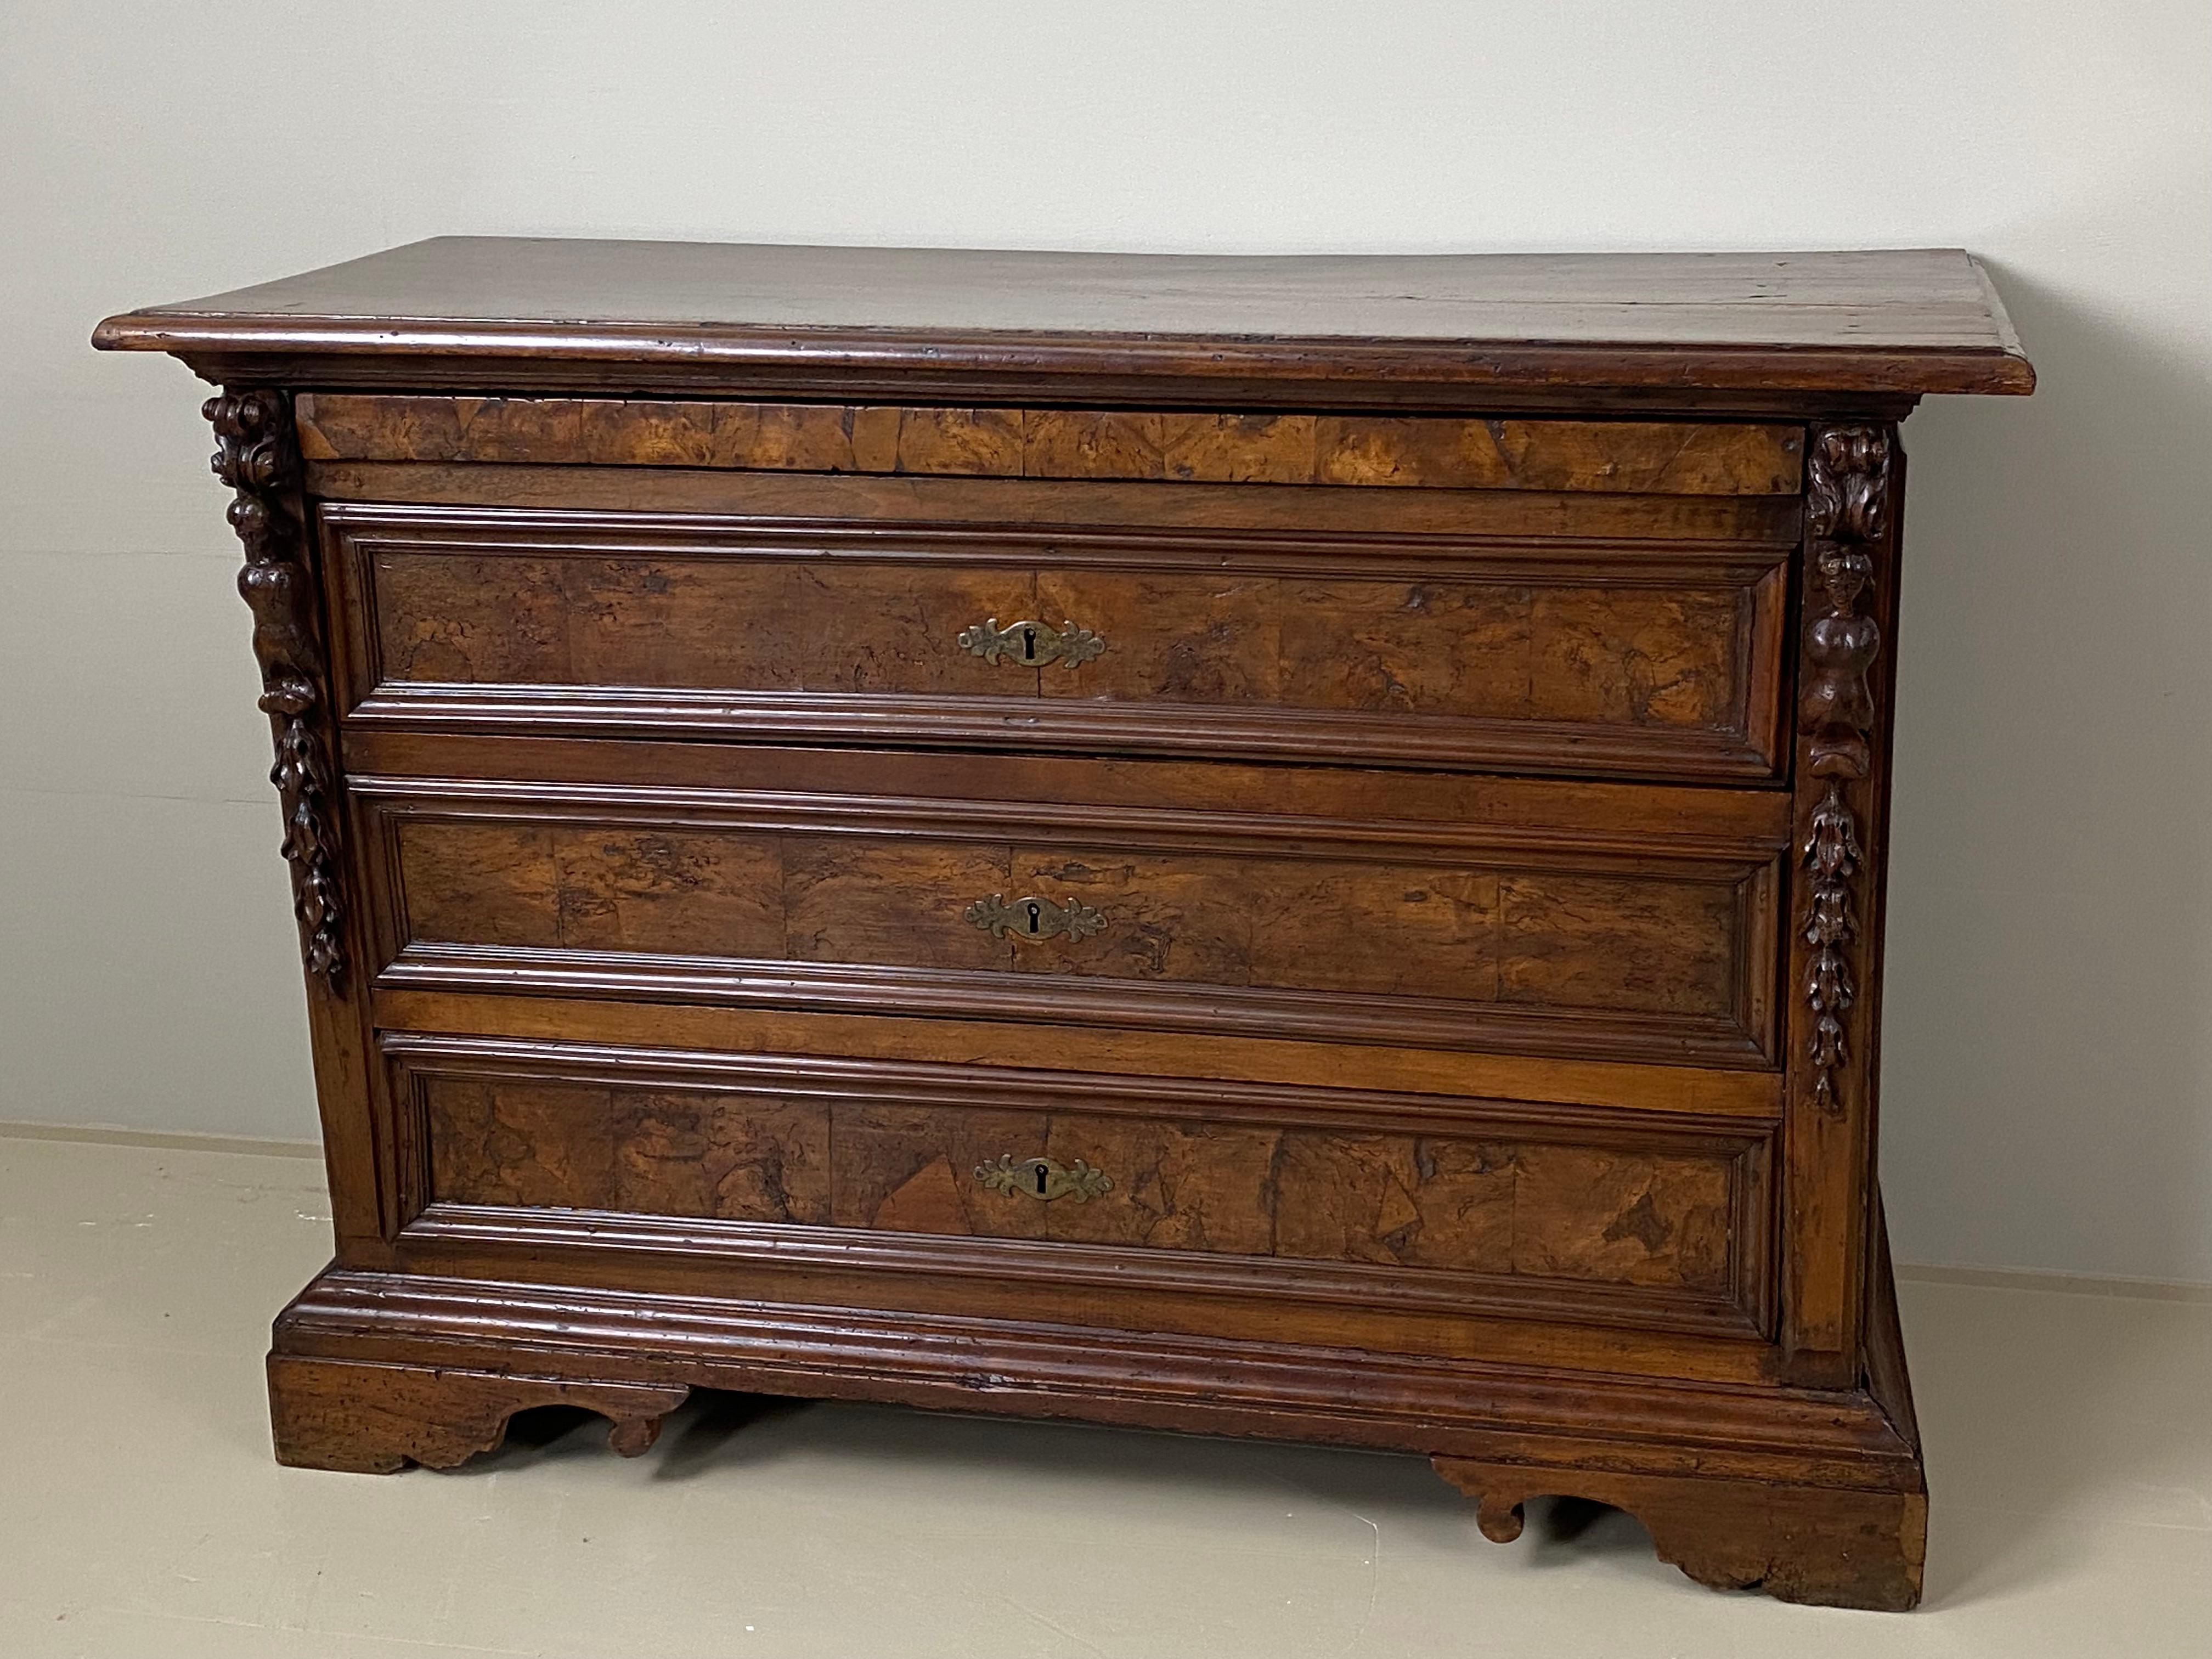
1799;425;1891;781
207;387;295;499
206;390;346;985
1794;424;1892;1117
267;1356;690;1474
1805;424;1890;548
1430;1455;1925;1610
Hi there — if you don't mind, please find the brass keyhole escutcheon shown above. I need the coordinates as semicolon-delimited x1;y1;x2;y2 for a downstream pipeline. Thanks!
957;617;1105;669
965;893;1106;945
974;1155;1113;1204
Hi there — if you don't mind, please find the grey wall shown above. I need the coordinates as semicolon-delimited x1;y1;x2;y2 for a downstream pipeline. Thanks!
3;2;2207;1281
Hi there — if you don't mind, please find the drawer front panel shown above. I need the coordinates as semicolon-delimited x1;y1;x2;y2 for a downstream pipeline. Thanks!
365;772;1782;1066
394;817;1748;1017
329;501;1792;780
365;548;1756;734
390;1036;1770;1334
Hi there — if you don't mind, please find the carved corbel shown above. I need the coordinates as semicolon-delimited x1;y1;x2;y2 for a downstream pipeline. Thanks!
1797;425;1892;1114
206;390;346;985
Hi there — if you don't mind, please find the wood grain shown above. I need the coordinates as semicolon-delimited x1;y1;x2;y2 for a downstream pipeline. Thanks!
388;815;1760;1050
267;1355;689;1473
344;727;1795;845
1498;873;1741;1016
315;465;1808;541
97;240;2035;405
296;394;1804;495
371;988;1787;1120
1007;848;1502;1000
264;1255;1927;1607
364;555;1762;736
1432;1457;1924;1610
835;1104;1282;1256
414;1070;1742;1295
1509;1144;1733;1290
380;1030;1775;1339
425;1075;832;1223
370;550;1022;696
1270;1134;1731;1293
425;1076;617;1209
349;535;1780;778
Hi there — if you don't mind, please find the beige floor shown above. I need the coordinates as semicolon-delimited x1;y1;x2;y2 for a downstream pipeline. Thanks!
2;1136;2207;1659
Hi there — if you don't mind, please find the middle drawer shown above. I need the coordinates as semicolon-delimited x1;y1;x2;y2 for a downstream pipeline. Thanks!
351;737;1788;1071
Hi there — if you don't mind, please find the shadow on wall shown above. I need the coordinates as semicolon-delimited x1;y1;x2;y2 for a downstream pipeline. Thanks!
1879;260;2212;1283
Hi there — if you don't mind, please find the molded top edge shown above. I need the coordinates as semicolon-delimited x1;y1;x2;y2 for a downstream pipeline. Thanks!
94;238;2034;397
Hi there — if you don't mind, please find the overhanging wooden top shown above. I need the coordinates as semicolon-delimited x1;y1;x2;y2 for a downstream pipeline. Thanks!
95;238;2033;407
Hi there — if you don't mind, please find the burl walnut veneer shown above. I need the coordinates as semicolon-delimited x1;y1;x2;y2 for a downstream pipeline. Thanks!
97;240;2033;1609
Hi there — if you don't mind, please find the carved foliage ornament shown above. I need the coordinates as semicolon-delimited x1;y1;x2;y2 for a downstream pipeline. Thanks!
1802;783;1862;1114
1798;425;1892;1115
206;390;346;984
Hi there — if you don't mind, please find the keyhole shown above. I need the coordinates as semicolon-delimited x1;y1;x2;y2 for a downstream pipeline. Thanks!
1024;901;1042;934
1020;625;1037;662
1035;1164;1049;1196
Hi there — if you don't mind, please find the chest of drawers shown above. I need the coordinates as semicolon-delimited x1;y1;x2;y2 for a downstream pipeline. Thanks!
97;240;2032;1609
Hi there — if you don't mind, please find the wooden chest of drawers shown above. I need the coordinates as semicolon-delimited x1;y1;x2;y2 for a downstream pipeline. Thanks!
97;240;2032;1609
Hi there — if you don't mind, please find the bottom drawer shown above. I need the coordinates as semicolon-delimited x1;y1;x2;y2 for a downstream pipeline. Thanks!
386;1031;1770;1342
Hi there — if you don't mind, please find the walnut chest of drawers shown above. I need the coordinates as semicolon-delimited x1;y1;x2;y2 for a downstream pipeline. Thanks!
97;240;2033;1609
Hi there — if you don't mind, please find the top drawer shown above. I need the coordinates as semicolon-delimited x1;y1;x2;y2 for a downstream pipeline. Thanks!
309;397;1803;782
